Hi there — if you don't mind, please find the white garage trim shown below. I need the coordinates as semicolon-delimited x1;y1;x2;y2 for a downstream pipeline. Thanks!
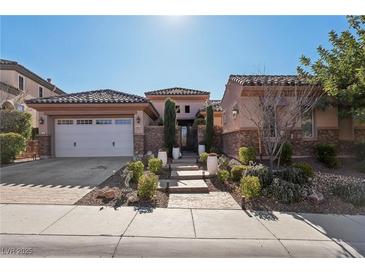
55;117;133;157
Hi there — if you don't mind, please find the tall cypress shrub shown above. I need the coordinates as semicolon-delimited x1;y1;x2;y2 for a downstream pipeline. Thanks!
164;98;176;156
205;105;214;152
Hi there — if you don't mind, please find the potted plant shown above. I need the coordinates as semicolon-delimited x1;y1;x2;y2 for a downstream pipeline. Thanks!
207;153;218;175
198;141;205;155
172;144;180;160
158;148;168;167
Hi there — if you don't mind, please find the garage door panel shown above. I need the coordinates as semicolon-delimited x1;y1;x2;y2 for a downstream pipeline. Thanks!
55;118;133;157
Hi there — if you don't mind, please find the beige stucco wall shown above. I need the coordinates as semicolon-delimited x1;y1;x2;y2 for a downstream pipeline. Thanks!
315;106;338;128
1;70;57;98
1;70;60;128
149;98;206;121
339;117;354;140
221;81;242;133
222;82;350;140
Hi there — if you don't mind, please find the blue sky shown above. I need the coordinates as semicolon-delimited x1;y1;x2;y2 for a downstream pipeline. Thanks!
1;16;347;99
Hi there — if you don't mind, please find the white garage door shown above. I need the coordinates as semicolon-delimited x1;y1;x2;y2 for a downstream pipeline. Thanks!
55;118;134;157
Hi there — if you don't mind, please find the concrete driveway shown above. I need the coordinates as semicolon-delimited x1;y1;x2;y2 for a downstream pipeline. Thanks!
0;157;130;205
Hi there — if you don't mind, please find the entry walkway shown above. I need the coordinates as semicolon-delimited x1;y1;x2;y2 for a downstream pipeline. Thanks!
0;204;364;257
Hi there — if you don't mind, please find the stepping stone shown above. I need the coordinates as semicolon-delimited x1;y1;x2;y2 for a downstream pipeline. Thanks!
158;179;209;193
169;163;200;170
170;170;213;180
168;192;241;209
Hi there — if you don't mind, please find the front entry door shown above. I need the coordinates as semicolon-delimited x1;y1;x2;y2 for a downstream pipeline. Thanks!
181;126;196;151
181;126;188;148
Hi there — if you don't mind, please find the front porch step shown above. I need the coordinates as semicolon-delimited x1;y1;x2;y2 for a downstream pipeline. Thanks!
158;179;209;193
172;157;198;164
170;170;213;180
169;163;200;170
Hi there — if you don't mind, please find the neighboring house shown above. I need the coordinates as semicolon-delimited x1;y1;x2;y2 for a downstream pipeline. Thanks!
221;75;365;158
197;99;223;127
26;89;159;158
0;59;65;129
145;87;210;150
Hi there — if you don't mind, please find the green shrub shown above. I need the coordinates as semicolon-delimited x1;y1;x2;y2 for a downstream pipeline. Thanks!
292;162;314;178
240;176;261;198
210;147;222;155
141;154;154;167
231;165;251;182
128;160;144;183
354;142;365;160
137;172;158;200
205;105;214;152
218;155;229;170
217;169;230;183
246;164;272;188
332;182;365;207
0;133;26;164
238;146;256;165
199;152;208;164
268;178;305;204
274;167;310;185
315;144;339;168
148;157;163;175
280;143;293;166
0;110;32;139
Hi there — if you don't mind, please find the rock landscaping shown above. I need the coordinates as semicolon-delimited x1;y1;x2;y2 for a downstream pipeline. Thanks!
208;146;365;215
76;158;170;208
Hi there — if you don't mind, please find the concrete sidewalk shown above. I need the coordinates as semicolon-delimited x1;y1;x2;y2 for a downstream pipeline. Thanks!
0;204;364;257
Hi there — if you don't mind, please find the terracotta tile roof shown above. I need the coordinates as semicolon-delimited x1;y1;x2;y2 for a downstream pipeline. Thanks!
201;100;222;112
145;87;210;96
229;75;309;86
26;89;148;104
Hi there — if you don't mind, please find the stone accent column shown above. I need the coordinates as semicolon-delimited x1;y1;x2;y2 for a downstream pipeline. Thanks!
134;134;144;156
197;125;205;144
38;135;52;159
144;126;164;154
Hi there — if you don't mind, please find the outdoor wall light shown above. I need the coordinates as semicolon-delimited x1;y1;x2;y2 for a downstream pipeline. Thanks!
136;116;141;124
39;117;44;125
232;109;239;119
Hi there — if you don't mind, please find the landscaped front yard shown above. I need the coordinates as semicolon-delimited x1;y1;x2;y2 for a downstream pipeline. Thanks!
75;144;365;215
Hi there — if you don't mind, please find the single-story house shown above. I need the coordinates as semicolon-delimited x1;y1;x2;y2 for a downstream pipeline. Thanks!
221;75;365;158
144;87;221;151
26;89;159;158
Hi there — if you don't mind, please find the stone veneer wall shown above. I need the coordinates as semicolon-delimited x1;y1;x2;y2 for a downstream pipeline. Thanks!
197;125;223;150
134;134;144;156
222;130;259;158
144;126;181;155
38;135;52;158
222;128;365;158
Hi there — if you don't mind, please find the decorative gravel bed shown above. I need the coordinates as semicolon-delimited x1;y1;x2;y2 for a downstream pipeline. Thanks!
75;167;169;208
208;158;365;215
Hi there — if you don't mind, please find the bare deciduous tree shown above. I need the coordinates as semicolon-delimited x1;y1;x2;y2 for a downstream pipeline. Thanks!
241;81;323;170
